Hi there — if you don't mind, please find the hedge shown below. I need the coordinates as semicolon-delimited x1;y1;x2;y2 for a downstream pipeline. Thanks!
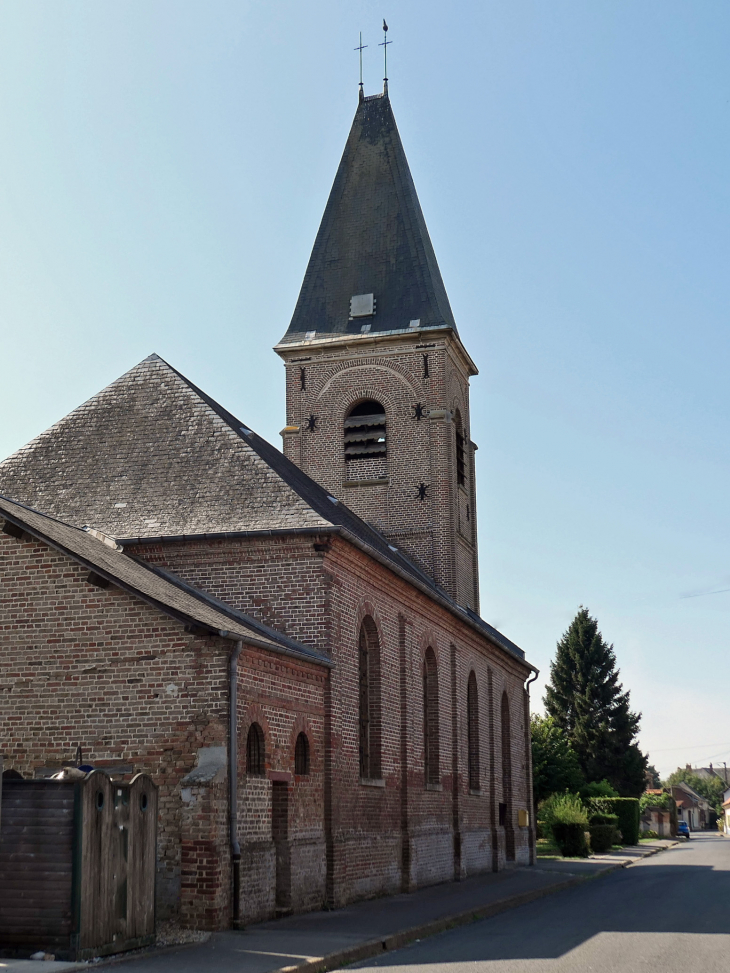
589;823;618;853
588;798;640;845
552;821;590;857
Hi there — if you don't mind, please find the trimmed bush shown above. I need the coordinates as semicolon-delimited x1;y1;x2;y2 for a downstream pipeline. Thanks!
588;798;640;845
553;822;590;857
538;792;583;838
589;823;617;853
588;812;619;827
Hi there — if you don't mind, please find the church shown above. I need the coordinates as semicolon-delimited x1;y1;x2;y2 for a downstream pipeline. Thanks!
0;82;537;929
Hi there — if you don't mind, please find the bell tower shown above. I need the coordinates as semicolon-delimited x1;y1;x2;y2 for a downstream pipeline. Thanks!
275;88;480;611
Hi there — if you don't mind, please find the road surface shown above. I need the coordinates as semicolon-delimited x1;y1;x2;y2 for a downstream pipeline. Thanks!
353;833;730;973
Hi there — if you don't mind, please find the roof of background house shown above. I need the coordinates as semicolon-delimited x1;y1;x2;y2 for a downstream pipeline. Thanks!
0;355;528;664
280;91;458;344
692;765;730;785
670;782;708;805
0;496;330;667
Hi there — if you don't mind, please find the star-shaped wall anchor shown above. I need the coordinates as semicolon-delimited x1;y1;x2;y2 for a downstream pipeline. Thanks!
307;415;318;432
412;403;425;420
417;482;428;501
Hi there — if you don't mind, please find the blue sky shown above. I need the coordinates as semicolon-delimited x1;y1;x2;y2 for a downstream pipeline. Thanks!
1;1;728;779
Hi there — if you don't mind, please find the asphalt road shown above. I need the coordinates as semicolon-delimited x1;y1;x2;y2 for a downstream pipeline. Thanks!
353;833;730;973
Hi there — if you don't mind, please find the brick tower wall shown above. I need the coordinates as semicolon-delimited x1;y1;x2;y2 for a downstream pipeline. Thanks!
277;330;480;611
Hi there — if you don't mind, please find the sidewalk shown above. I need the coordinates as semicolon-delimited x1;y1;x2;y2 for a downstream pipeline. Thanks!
1;841;675;973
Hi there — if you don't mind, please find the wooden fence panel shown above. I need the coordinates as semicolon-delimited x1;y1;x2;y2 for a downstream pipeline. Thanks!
0;780;76;950
127;775;157;941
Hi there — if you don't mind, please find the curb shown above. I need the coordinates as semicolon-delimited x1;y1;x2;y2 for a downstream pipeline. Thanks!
64;842;677;973
273;844;677;973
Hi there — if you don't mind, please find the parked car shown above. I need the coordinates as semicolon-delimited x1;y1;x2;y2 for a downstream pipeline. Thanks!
677;821;691;839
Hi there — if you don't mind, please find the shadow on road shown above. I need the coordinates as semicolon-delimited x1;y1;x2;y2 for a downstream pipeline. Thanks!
358;835;730;965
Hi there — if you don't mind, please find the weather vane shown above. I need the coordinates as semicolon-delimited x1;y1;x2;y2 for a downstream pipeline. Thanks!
354;32;368;93
379;20;391;88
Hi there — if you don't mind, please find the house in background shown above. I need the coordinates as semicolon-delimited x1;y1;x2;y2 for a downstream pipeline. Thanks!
670;782;711;831
690;764;730;787
640;790;675;837
722;787;730;835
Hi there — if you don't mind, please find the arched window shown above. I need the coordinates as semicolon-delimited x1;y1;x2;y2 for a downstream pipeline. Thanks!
359;616;382;779
501;690;515;860
455;410;466;486
345;400;387;464
294;732;310;776
423;647;440;785
467;671;480;791
246;722;265;776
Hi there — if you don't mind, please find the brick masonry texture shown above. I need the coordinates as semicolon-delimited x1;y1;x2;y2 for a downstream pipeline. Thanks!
277;329;480;610
125;529;534;905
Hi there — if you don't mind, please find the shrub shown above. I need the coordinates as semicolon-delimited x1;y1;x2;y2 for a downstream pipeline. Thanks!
588;797;640;845
546;794;590;857
589;823;617;853
588;812;619;827
553;822;590;857
641;829;659;839
580;779;619;800
538;792;580;837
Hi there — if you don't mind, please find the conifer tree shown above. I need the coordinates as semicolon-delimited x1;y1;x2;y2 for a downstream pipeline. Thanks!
544;607;647;797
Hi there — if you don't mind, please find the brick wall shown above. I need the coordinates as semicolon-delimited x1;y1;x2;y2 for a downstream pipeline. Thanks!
0;531;329;928
277;330;480;610
125;527;534;902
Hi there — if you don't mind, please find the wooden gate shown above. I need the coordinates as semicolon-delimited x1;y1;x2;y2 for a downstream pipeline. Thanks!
0;772;157;960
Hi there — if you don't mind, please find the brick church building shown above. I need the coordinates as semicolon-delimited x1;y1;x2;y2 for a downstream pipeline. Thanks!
0;84;537;928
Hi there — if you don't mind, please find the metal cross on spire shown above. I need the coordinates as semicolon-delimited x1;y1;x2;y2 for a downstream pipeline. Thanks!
379;20;391;91
354;32;368;94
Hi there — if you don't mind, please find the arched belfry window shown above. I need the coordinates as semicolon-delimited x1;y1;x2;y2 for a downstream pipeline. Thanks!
359;616;382;779
345;401;387;466
467;671;480;791
247;723;265;776
423;648;440;786
455;410;466;487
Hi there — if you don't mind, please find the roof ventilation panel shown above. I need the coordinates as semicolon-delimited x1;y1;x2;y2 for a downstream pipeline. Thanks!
350;293;375;319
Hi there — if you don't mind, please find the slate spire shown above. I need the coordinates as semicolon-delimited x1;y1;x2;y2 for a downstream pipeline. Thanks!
281;91;458;342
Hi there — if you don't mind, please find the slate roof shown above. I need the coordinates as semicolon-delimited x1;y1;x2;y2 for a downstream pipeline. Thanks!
281;91;458;343
0;495;329;667
0;354;527;664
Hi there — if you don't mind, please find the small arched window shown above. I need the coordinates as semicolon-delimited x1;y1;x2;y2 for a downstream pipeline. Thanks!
359;616;382;779
423;647;440;786
467;671;480;791
455;410;466;487
246;722;265;776
344;400;387;463
294;732;310;776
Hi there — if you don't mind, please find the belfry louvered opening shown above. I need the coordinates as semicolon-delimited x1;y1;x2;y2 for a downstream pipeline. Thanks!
344;400;387;462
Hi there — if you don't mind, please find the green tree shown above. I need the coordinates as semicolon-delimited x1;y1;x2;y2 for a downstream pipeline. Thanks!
665;768;724;814
645;764;661;788
544;607;647;797
530;714;584;805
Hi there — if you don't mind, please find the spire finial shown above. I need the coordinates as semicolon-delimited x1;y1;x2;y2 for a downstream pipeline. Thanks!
379;20;391;94
355;32;368;101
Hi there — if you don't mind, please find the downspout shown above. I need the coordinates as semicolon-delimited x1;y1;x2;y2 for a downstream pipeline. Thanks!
229;640;243;927
523;668;539;865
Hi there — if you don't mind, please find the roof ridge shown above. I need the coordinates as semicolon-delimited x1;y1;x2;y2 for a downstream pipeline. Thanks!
161;361;527;663
0;495;330;667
